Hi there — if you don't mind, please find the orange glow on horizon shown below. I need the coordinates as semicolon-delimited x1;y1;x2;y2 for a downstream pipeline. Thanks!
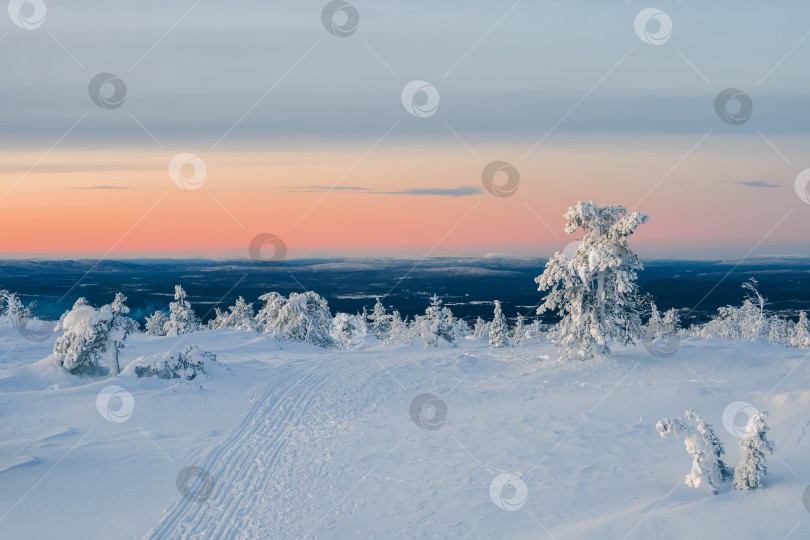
1;138;809;259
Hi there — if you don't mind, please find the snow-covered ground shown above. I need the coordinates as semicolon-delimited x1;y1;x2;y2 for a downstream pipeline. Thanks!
1;323;809;539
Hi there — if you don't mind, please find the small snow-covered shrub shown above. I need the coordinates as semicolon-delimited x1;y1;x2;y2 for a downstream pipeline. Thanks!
657;409;730;493
130;345;215;380
733;410;774;490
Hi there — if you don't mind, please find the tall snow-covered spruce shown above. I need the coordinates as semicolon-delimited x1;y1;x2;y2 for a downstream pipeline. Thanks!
489;300;509;348
164;285;201;336
536;201;649;359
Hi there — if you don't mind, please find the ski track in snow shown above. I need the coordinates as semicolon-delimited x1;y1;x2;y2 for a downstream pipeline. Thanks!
147;354;393;539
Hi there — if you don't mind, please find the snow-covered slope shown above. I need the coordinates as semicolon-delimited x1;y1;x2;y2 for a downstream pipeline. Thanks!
1;324;808;539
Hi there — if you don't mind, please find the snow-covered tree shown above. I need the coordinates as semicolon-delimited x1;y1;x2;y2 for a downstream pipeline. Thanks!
53;302;114;374
733;411;774;490
644;301;664;340
57;298;90;331
164;285;201;336
273;291;335;347
790;311;810;348
255;292;288;335
489;300;510;348
452;318;471;341
386;310;412;344
413;294;455;348
368;297;393;340
145;310;168;336
0;291;31;324
107;293;139;375
657;409;729;493
473;317;489;340
208;297;256;331
330;312;367;349
512;313;526;346
662;308;681;336
535;201;649;359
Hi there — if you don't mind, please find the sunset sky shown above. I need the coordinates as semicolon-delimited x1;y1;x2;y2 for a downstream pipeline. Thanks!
2;1;809;259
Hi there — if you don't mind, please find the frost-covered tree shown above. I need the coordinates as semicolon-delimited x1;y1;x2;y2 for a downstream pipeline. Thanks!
164;285;201;336
413;294;455;348
387;310;412;344
489;300;510;348
368;297;393;340
208;296;256;331
330;312;367;349
145;310;168;336
791;311;810;348
535;202;649;359
657;409;729;493
473;317;489;340
56;298;90;331
512;313;526;346
733;411;774;490
255;292;287;335
53;302;114;374
644;301;664;340
0;291;31;324
662;308;681;335
107;293;139;375
526;319;544;344
273;291;334;347
452;318;471;341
